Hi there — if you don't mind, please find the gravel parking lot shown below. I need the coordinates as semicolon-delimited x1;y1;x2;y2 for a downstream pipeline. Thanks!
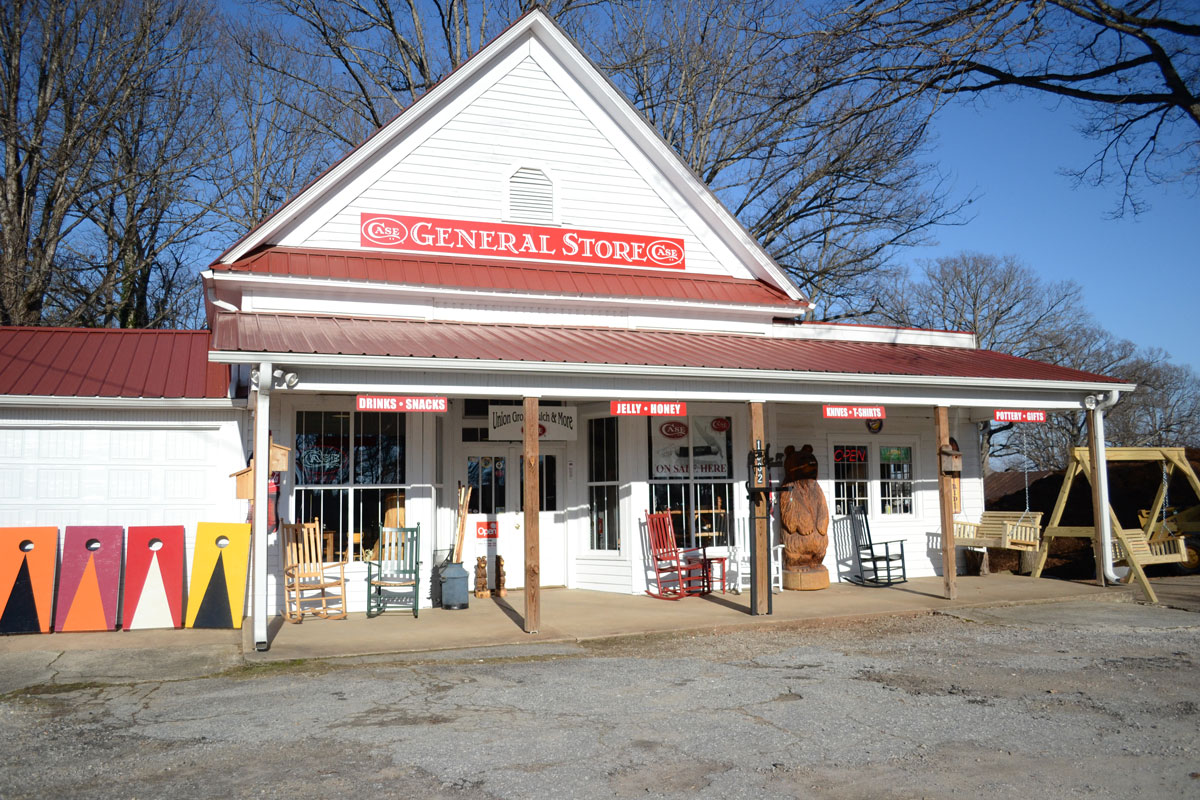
2;598;1198;799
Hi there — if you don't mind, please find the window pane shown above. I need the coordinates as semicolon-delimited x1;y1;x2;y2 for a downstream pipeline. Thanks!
650;483;691;548
293;488;348;561
648;417;690;480
589;485;619;550
693;483;732;547
295;411;349;485
879;446;913;514
833;444;870;516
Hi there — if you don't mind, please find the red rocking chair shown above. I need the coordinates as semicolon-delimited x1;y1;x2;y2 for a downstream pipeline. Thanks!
645;511;711;600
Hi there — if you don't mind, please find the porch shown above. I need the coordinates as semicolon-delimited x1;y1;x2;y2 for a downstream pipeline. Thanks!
244;574;1123;663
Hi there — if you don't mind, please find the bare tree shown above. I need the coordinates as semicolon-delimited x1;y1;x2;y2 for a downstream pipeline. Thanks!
0;0;218;327
831;0;1200;214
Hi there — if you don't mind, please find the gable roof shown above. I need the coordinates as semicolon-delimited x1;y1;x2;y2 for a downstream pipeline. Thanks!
0;327;229;400
213;9;806;304
216;247;805;309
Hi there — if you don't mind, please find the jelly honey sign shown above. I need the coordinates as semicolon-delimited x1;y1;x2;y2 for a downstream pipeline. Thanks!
361;213;686;270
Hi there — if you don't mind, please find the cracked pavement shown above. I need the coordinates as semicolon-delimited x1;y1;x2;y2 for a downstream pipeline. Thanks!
1;599;1199;799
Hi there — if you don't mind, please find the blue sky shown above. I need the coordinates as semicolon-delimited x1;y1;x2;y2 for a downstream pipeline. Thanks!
916;96;1200;373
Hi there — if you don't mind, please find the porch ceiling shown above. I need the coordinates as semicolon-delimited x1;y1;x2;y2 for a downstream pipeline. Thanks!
210;312;1125;389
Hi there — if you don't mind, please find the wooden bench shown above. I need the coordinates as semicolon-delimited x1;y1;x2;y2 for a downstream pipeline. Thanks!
953;511;1043;551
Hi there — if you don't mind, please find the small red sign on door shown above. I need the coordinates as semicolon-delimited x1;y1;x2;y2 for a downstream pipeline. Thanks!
823;405;886;420
609;401;687;416
476;521;498;539
994;409;1047;423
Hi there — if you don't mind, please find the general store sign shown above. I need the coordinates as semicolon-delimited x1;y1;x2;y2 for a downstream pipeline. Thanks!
610;401;687;416
360;213;686;270
489;405;578;441
356;395;447;412
823;405;886;420
994;409;1047;423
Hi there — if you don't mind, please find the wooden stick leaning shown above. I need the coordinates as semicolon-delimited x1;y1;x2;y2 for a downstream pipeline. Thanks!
451;485;472;564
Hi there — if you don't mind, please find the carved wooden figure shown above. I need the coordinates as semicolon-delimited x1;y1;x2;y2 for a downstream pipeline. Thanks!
475;556;491;598
779;445;831;590
495;555;507;598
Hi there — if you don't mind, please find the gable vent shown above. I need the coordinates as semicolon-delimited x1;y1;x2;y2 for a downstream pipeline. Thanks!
508;167;554;224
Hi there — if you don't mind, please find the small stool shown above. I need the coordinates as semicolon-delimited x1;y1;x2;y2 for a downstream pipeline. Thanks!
702;556;727;594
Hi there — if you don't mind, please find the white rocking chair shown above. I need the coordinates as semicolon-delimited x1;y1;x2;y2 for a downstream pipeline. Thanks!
728;542;784;594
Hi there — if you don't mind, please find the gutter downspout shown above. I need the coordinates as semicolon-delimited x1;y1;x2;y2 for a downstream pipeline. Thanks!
253;361;272;651
1089;390;1122;585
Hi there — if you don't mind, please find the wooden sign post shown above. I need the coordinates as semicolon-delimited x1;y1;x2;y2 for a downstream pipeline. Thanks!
934;406;958;600
523;396;540;634
749;402;770;615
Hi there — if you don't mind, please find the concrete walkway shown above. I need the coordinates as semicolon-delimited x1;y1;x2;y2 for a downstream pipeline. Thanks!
0;575;1131;693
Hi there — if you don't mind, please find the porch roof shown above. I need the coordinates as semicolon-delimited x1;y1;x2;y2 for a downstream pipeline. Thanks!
210;312;1125;388
216;247;803;309
0;327;229;399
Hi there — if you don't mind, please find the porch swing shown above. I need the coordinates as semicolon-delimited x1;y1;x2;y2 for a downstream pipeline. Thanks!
954;425;1042;553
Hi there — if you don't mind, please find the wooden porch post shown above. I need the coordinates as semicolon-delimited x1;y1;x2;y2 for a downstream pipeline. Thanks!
1086;408;1107;587
749;402;770;615
523;396;540;633
934;406;958;600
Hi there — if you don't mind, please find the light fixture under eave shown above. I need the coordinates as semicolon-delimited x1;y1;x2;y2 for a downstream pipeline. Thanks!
1084;394;1098;410
284;372;299;389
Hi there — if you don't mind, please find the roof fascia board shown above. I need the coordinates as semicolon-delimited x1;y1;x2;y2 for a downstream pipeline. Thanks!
0;396;246;409
219;29;533;264
525;29;806;302
208;349;1131;395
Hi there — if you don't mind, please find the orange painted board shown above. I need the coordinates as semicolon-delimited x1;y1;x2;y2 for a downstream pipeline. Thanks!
55;526;123;632
0;527;58;634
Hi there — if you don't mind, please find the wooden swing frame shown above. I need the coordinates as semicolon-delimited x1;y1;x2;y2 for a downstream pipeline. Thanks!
1031;447;1194;603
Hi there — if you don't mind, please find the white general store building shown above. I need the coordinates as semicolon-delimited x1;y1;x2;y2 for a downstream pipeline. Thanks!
1;10;1127;649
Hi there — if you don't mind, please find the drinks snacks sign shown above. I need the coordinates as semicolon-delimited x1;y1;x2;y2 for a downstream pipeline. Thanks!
994;409;1047;423
356;395;447;412
361;213;686;270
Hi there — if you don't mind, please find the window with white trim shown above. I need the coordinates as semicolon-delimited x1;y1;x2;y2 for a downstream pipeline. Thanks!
587;417;620;551
878;445;914;515
832;444;869;516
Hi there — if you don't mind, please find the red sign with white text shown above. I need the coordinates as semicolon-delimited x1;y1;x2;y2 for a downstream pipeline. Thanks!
610;401;688;416
356;395;447;413
823;405;886;420
476;521;498;540
994;409;1047;423
360;213;686;270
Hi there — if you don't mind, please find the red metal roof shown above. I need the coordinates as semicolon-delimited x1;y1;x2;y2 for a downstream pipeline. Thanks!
217;247;803;308
0;328;229;399
211;312;1124;385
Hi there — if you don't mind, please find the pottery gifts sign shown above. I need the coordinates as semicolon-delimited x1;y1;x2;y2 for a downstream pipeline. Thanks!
360;214;686;270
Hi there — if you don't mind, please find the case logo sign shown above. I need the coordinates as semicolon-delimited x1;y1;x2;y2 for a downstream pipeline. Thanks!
361;213;686;270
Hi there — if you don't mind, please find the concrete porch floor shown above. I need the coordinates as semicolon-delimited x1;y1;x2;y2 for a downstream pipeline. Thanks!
245;574;1130;663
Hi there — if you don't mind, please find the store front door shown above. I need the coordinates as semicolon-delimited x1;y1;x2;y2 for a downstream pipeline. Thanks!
463;444;566;589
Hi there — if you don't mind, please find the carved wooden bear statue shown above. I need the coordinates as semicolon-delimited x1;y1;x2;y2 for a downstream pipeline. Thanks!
779;444;830;590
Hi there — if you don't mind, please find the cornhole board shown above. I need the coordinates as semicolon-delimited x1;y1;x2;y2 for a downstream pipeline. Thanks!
186;522;251;629
124;525;185;630
0;527;59;634
55;526;123;632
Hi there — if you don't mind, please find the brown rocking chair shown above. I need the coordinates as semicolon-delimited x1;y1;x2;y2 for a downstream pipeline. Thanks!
645;511;709;599
281;518;347;622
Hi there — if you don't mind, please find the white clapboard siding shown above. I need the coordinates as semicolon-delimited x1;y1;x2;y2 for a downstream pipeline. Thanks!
574;556;632;593
302;55;742;278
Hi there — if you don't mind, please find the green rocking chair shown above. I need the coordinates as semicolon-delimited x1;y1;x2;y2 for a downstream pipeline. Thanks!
366;525;422;618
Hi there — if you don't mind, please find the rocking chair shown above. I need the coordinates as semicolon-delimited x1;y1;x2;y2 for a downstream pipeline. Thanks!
847;505;907;587
645;511;710;599
366;525;421;618
281;517;347;621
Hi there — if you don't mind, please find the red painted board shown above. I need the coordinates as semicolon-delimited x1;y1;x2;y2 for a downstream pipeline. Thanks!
55;526;123;632
124;526;184;629
0;527;59;634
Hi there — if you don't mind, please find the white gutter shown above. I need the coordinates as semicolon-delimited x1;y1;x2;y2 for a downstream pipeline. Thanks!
206;350;1131;395
0;396;245;409
1089;389;1123;584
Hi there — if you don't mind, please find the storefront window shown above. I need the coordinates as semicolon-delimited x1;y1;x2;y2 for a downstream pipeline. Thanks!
466;455;506;514
588;417;619;550
833;444;869;516
293;409;406;561
879;445;914;515
648;415;733;548
519;455;559;511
